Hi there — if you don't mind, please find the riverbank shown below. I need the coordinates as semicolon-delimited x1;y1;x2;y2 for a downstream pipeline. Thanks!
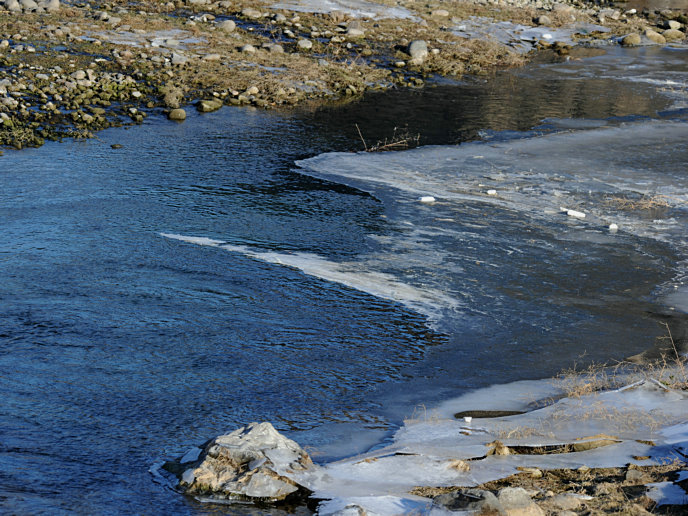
0;0;686;149
168;354;688;514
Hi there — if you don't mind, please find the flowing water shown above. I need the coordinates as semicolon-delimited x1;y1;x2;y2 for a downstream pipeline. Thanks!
1;45;687;514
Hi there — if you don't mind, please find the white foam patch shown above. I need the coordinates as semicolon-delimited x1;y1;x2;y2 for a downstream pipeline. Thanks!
160;233;461;322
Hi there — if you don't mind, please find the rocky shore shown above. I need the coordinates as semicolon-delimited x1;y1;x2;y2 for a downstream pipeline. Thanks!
0;0;686;150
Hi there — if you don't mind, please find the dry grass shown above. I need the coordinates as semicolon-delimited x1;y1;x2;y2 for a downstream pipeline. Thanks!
604;194;672;211
356;124;420;152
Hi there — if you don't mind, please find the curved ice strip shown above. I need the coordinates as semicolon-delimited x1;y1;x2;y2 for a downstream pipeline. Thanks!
160;233;461;322
271;0;418;20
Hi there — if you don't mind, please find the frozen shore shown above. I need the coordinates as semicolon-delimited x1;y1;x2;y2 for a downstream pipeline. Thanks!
168;361;688;514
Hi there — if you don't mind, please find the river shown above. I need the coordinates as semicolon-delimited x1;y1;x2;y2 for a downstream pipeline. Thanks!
1;45;687;514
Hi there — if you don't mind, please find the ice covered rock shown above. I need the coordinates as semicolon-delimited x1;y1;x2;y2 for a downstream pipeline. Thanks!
177;422;314;502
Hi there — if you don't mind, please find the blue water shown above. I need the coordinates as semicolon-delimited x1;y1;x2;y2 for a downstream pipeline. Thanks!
1;46;687;514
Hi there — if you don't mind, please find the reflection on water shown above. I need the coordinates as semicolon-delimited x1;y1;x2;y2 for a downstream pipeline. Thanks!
1;46;687;514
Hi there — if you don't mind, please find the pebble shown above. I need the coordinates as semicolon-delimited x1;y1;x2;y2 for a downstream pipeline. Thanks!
297;39;313;50
240;44;256;53
430;9;449;17
241;8;262;19
407;40;428;61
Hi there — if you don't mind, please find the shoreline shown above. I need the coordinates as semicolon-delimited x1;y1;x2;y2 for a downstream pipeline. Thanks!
0;0;686;150
167;353;688;514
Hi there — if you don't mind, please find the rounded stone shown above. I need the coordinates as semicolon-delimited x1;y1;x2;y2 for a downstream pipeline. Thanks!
644;28;666;44
168;108;186;121
216;19;235;32
663;28;685;41
407;39;428;60
297;39;313;50
620;33;642;46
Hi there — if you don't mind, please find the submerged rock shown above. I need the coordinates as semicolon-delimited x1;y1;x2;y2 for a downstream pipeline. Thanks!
176;422;314;502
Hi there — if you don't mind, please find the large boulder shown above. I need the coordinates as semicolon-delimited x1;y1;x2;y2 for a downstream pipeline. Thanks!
176;422;314;502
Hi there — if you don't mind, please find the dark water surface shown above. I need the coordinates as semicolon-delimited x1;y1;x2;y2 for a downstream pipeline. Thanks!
1;46;687;514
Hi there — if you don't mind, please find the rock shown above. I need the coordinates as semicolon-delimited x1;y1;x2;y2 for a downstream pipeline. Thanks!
19;0;38;11
535;15;551;26
434;488;504;513
5;0;22;12
241;7;261;19
663;28;685;41
645;28;666;44
202;53;221;61
625;468;648;482
407;40;428;61
498;487;544;516
666;20;682;30
178;422;313;501
216;19;235;32
599;8;620;21
620;33;642;46
274;13;287;23
346;28;365;38
171;52;188;65
297;39;313;50
266;43;284;53
240;44;256;53
196;99;223;112
549;493;582;510
245;86;259;95
71;70;87;80
430;9;449;18
168;108;186;121
39;0;59;12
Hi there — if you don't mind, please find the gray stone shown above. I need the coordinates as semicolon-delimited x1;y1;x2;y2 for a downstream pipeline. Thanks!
430;9;449;17
241;7;261;19
267;43;284;53
274;13;287;23
178;422;313;501
621;33;642;46
297;39;313;50
240;44;256;53
346;28;365;38
434;488;504;513
39;0;59;12
535;15;551;26
168;108;186;121
216;19;235;32
498;487;534;509
5;0;22;12
407;40;428;60
171;52;188;65
19;0;38;10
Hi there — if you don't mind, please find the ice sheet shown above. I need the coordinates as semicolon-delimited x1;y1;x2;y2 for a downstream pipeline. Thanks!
271;0;417;19
290;378;688;513
452;18;610;53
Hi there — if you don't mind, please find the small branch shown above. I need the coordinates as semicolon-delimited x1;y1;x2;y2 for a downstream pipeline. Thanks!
355;123;368;152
